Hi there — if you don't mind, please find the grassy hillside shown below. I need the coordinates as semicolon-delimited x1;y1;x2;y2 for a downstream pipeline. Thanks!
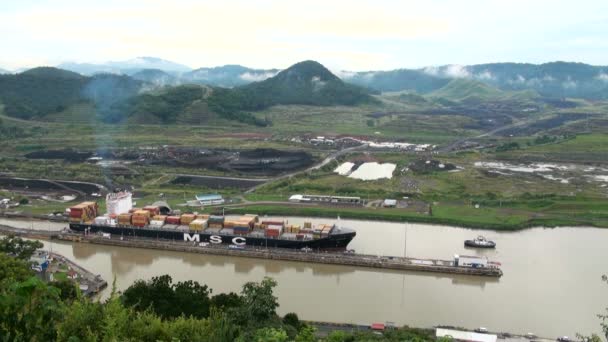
427;78;539;104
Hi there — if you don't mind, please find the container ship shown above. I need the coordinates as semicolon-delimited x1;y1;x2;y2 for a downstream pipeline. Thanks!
67;191;356;250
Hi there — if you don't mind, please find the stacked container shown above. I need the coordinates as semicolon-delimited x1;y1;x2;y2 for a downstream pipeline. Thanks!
189;219;208;231
143;206;160;217
131;210;150;227
261;220;284;229
180;213;196;225
285;225;301;234
129;207;142;213
208;215;224;229
196;214;210;220
118;213;132;226
265;224;283;238
166;216;181;225
69;202;98;224
223;220;241;228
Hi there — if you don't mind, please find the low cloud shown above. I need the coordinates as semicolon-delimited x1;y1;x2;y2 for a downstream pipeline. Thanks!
562;77;577;89
596;73;608;82
475;70;495;80
423;65;470;78
239;71;278;82
333;70;358;79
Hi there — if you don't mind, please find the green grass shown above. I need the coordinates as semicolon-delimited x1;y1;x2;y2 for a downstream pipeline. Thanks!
53;272;68;281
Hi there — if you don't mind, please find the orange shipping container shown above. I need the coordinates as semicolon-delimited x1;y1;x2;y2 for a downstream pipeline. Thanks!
180;214;196;225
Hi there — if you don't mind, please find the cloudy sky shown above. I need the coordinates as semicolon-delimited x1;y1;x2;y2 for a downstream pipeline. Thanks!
1;0;607;71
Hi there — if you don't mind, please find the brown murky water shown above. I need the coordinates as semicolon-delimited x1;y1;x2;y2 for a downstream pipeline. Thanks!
2;217;607;338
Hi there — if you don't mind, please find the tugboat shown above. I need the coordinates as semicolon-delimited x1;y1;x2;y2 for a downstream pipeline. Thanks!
464;236;496;248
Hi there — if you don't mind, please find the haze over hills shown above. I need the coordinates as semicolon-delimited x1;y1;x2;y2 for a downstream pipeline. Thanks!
0;68;9;74
17;56;608;99
58;57;193;76
183;65;280;87
344;62;608;100
0;60;373;126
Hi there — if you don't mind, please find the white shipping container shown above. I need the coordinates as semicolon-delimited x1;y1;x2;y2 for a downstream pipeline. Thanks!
455;255;488;267
150;220;165;227
94;216;109;225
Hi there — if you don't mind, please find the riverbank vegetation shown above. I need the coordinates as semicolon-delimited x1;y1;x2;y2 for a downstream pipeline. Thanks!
1;236;606;341
0;239;445;341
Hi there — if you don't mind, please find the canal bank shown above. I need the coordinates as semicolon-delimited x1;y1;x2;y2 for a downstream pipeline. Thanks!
0;216;606;338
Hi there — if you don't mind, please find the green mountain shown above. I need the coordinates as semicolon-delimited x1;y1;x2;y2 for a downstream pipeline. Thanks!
0;67;143;121
223;60;376;110
344;62;608;100
0;67;89;119
131;69;180;86
427;78;539;104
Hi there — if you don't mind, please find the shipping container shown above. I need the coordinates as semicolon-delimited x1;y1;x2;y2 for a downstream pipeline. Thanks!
152;215;167;222
261;220;284;227
303;221;312;229
149;220;165;227
189;219;208;231
129;207;142;213
196;214;210;220
208;215;225;223
166;216;181;225
180;214;196;225
208;223;223;229
94;216;109;225
143;205;160;216
133;210;151;218
117;213;132;225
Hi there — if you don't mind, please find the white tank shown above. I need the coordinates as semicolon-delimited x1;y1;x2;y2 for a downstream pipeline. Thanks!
106;191;133;215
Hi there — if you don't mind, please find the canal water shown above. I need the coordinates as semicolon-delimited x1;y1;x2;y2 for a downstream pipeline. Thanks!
2;217;607;338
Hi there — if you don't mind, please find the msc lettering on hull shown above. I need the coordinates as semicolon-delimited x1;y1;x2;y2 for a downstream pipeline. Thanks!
184;233;246;245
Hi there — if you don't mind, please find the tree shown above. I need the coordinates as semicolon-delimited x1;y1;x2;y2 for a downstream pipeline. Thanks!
240;277;279;321
50;279;79;302
211;292;243;310
121;274;212;319
253;327;289;342
0;253;34;283
295;325;317;342
0;277;64;341
283;312;301;330
0;235;43;259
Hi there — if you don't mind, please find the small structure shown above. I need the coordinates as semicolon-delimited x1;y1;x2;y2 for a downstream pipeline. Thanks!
67;270;78;280
436;328;497;342
370;323;385;331
383;199;397;207
195;194;225;206
289;194;308;203
289;194;362;205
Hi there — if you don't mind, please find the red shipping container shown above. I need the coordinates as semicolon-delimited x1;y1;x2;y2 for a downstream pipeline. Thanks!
261;221;283;226
166;216;181;225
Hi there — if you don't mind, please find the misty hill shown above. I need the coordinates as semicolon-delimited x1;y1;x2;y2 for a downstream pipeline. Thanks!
183;65;279;87
344;62;608;100
222;60;376;109
0;67;89;119
58;57;192;76
131;69;181;86
0;68;9;74
427;78;540;107
0;67;143;120
344;69;451;93
116;61;373;126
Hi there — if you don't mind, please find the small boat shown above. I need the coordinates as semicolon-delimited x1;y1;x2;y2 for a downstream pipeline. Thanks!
464;236;496;248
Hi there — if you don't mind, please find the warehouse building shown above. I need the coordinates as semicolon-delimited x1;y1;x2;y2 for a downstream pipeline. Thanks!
289;194;363;205
195;194;225;206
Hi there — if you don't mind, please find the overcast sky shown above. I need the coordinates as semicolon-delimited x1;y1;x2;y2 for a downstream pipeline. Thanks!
1;0;607;71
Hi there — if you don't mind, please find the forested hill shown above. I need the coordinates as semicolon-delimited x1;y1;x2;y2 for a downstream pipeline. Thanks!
343;62;608;100
0;61;374;126
210;60;376;111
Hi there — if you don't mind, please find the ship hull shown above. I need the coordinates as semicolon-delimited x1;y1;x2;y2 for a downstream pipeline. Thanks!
464;240;496;248
70;223;355;250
